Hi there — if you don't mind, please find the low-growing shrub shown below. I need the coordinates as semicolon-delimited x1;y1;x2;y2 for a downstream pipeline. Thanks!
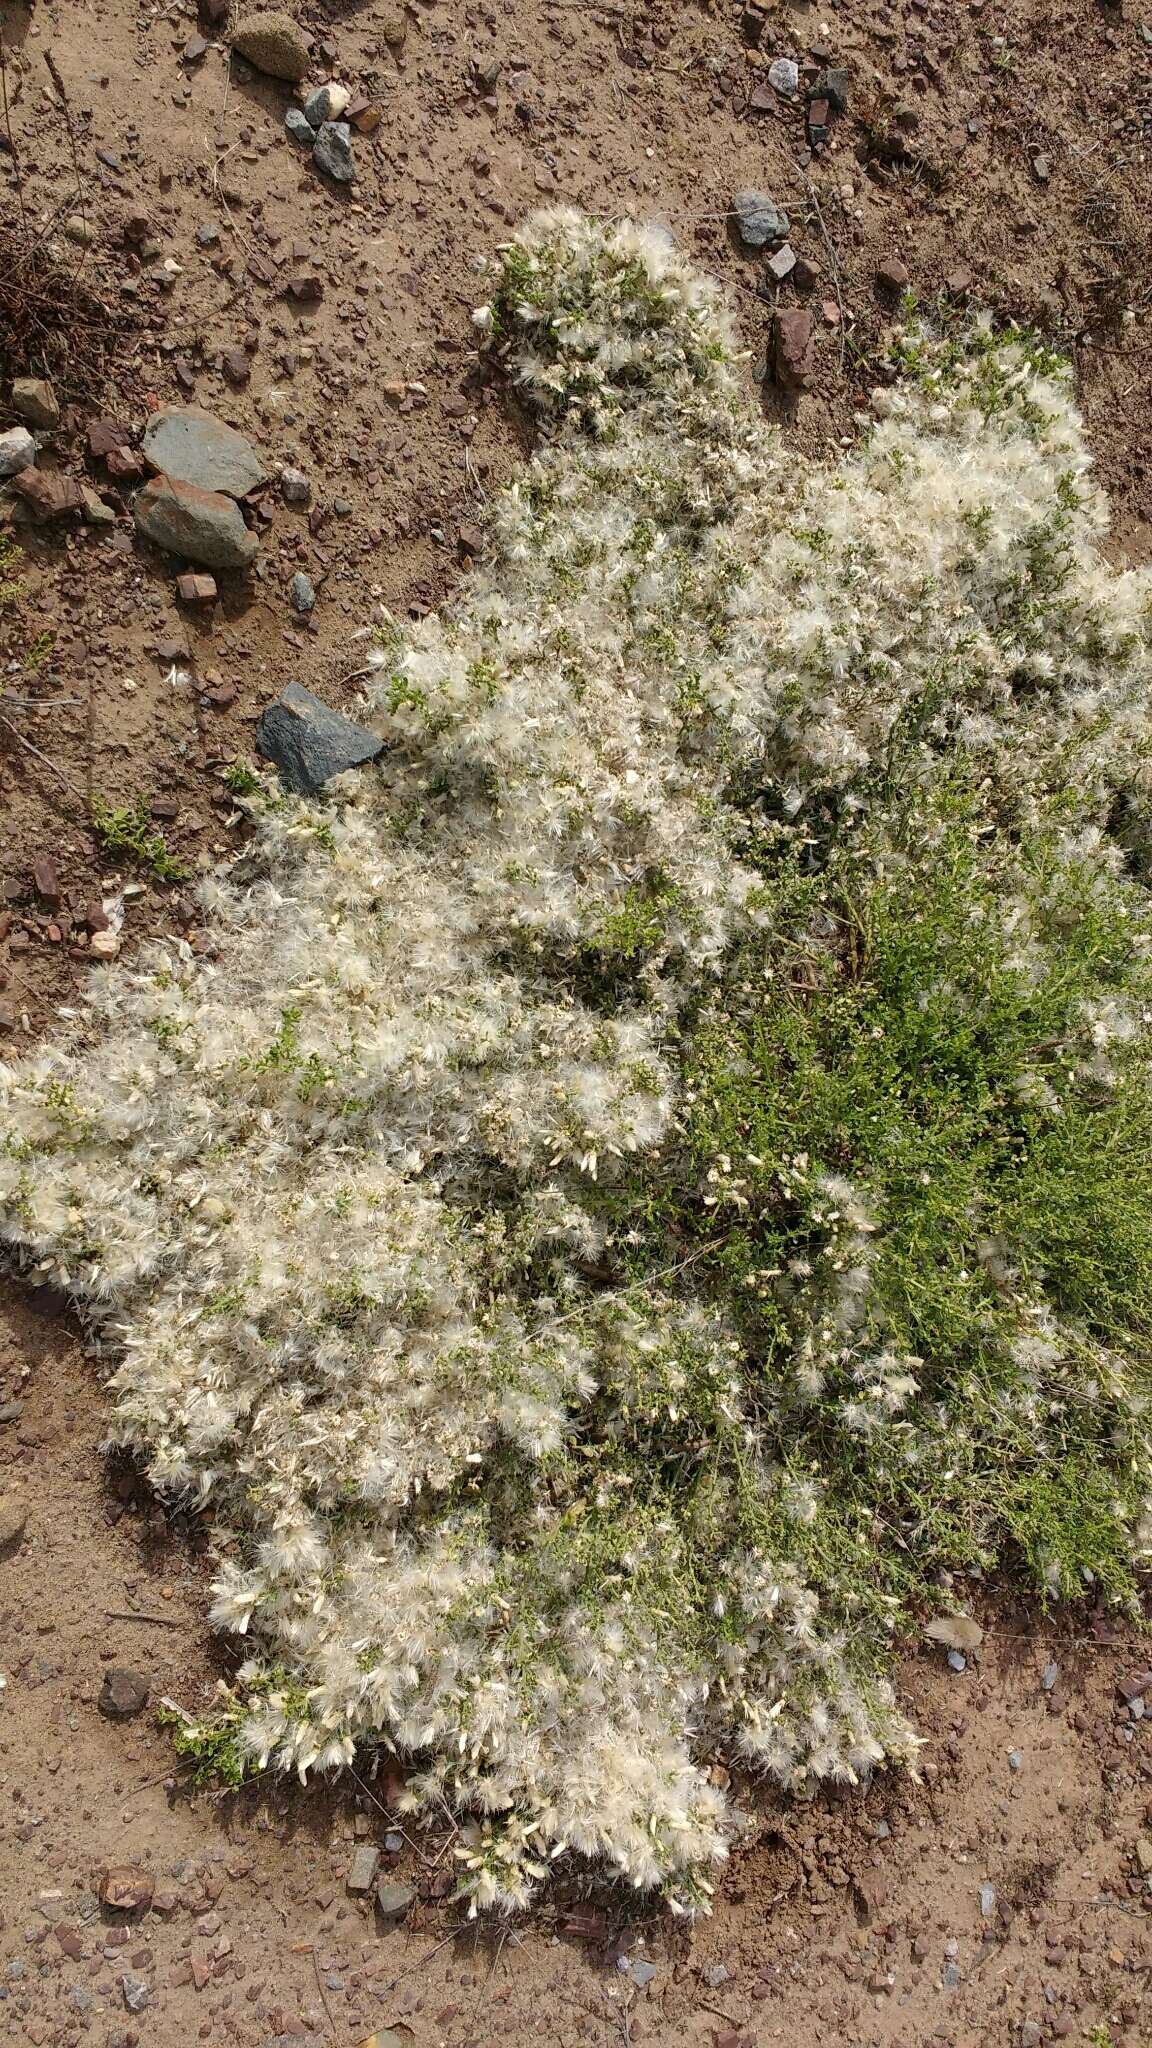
2;211;1151;1914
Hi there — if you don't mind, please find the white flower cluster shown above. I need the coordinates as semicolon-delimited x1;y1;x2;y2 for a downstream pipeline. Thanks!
2;209;1150;1911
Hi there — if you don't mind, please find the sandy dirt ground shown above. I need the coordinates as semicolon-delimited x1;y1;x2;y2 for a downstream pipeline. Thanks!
2;0;1152;2042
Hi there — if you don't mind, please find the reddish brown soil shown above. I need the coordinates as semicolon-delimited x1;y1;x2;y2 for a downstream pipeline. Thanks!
2;1;1152;2043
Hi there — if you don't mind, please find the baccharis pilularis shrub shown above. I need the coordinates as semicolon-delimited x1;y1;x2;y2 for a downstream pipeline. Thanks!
3;211;1152;1914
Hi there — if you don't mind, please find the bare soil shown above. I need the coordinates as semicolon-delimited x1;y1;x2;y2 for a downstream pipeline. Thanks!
1;1;1152;2043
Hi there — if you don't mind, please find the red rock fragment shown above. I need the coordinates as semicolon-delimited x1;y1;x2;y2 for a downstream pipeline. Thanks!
876;255;911;293
32;856;61;904
773;308;815;390
9;469;84;518
88;417;132;458
177;571;218;603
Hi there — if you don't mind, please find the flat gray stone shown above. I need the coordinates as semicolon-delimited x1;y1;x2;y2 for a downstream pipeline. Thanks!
732;190;790;249
0;426;36;478
285;107;315;147
374;1880;415;1919
289;569;316;614
142;406;267;499
303;82;349;127
257;681;384;795
134;475;258;570
346;1844;380;1893
313;119;354;182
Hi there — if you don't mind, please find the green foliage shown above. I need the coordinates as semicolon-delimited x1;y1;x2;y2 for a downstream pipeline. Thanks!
90;794;190;884
156;1701;249;1790
222;761;261;796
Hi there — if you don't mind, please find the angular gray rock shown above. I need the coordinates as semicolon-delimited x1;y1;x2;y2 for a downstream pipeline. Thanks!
134;475;258;570
280;466;311;504
0;426;36;478
346;1845;380;1893
303;81;350;127
313;119;354;182
142;406;267;498
230;8;311;80
374;1880;416;1919
99;1668;150;1719
731;191;790;249
257;681;384;794
284;107;315;147
289;569;316;614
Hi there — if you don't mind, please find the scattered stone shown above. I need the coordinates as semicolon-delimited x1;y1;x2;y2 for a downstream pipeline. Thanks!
767;57;798;97
256;679;384;795
742;5;765;44
195;221;220;247
947;1649;967;1672
134;475;258;570
772;308;814;389
814;65;850;111
792;254;819;291
0;1500;28;1554
946;267;974;297
303;81;350;126
313;119;355;182
230;9;311;80
89;930;122;961
9;469;85;519
107;446;145;481
280;466;311;504
12;376;60;430
1134;1836;1152;1875
347;94;383;134
183;33;209;62
732;191;789;249
286;273;324;301
1008;1748;1023;1771
381;8;407;46
285;106;315;147
347;1845;380;1893
1020;2023;1044;2048
100;1868;154;1913
177;571;218;603
457;523;484;561
222;347;251;388
941;1961;962;1989
617;1957;657;1989
766;244;796;283
874;1818;891;1840
0;1400;25;1423
87;417;132;458
1118;1670;1152;1701
703;1963;731;1988
99;1668;150;1719
80;484;117;526
142;405;267;497
32;855;61;903
374;1881;416;1919
1032;153;1051;182
979;1882;997;1917
807;97;830;142
1041;1661;1059;1692
64;214;96;246
876;255;910;293
121;1973;151;2014
0;426;36;477
289;569;316;614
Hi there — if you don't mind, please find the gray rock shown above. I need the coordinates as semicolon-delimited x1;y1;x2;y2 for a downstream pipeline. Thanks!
289;569;316;614
1041;1661;1059;1692
347;1844;380;1892
732;191;789;249
768;57;799;96
941;1961;962;1989
979;1882;997;1917
120;1973;151;2012
703;1963;731;1988
230;9;311;80
12;376;60;429
1008;1749;1023;1771
134;476;258;571
814;66;850;112
142;405;267;499
313;119;355;182
257;680;384;794
766;244;796;282
280;465;311;504
0;426;36;478
303;82;350;127
617;1957;657;1988
285;107;315;148
946;1649;967;1672
99;1668;150;1719
375;1880;416;1918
